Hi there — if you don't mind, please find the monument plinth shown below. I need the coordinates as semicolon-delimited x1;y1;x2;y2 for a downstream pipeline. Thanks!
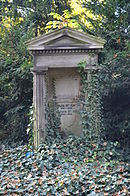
26;28;105;147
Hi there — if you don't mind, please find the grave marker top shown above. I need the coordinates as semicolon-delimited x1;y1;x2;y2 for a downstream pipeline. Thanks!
27;27;105;70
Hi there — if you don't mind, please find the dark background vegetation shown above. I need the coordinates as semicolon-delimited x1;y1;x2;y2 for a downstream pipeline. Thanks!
0;0;129;152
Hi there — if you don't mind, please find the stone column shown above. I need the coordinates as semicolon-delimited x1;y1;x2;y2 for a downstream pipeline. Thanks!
32;68;48;148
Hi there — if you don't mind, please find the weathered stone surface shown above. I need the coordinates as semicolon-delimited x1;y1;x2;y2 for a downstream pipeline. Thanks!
33;72;47;146
26;27;105;51
27;27;105;147
35;53;98;68
48;68;81;136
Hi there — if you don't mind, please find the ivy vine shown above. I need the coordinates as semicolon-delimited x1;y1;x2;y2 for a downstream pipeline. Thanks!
78;61;104;143
45;77;63;144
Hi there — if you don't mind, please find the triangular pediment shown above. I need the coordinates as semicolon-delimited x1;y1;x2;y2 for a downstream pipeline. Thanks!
44;35;88;45
26;27;105;50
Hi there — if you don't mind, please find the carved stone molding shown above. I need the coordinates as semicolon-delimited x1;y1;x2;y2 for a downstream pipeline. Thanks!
32;48;101;55
31;67;48;74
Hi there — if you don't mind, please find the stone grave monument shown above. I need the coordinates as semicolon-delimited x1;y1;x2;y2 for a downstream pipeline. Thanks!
27;28;105;147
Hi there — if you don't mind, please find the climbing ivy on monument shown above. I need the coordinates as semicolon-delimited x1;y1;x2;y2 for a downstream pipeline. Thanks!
78;61;104;142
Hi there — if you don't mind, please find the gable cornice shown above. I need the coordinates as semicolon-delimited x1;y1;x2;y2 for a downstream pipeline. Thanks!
26;27;105;50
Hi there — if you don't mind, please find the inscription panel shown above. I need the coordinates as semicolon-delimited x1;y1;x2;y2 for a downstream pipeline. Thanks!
58;103;76;116
48;68;82;136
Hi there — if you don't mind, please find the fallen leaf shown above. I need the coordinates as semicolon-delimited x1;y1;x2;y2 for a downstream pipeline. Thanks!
27;173;32;180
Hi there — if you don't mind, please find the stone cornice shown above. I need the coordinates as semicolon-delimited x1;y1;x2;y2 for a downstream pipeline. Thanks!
31;65;101;74
32;48;101;55
31;67;48;74
26;27;105;48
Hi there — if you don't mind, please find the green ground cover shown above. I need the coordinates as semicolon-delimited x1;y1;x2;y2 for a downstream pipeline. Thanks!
0;136;129;195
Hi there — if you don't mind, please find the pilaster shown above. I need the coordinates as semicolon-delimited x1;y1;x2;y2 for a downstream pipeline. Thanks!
33;69;48;147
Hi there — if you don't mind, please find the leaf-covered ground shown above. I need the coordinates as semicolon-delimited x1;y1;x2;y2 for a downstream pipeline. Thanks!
0;137;129;195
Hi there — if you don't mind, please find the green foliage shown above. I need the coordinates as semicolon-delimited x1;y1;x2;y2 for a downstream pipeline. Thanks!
82;0;130;150
99;45;130;150
0;0;70;36
78;62;104;143
45;9;80;30
46;78;63;144
0;138;129;195
0;22;33;145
